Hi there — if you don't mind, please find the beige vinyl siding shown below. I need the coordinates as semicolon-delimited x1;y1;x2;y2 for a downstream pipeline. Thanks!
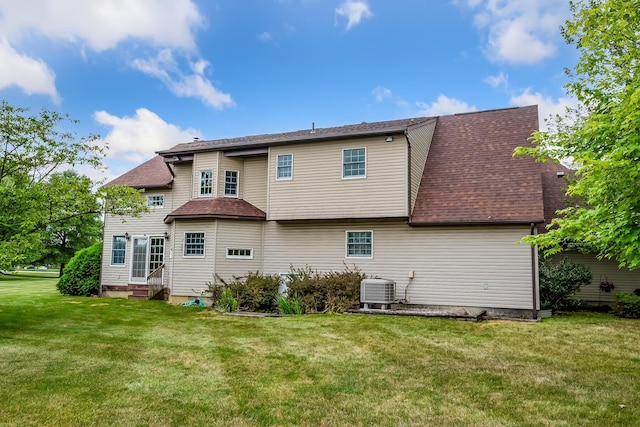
172;163;193;208
169;220;217;296
408;121;436;212
193;152;219;198
214;221;264;281
551;252;640;304
263;221;535;310
101;189;172;287
218;156;244;198
268;137;408;220
243;157;268;211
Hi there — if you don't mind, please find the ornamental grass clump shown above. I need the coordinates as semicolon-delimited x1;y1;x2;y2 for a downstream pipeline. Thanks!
276;293;304;315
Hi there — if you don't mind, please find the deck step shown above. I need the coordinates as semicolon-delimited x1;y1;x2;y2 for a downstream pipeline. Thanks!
128;294;149;300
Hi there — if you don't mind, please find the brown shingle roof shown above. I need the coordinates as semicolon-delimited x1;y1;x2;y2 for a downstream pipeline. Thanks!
157;117;434;155
164;198;266;223
538;160;574;233
106;155;173;189
410;106;544;225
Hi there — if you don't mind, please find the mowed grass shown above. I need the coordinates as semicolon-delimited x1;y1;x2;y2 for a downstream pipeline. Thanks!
1;275;639;426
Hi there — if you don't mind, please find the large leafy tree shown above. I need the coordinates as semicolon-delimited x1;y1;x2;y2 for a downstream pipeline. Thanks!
516;0;640;269
0;100;147;271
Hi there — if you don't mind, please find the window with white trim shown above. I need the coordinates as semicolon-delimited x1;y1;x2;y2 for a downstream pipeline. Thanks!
224;170;239;197
276;154;293;180
147;194;164;208
199;170;213;196
226;248;253;259
111;236;126;265
343;148;366;178
184;232;205;257
346;231;373;258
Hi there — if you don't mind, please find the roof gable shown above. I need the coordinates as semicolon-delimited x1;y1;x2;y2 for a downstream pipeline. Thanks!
410;106;545;225
106;155;173;189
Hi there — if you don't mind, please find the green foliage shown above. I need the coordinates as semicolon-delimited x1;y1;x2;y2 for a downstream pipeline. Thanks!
514;0;640;269
0;100;148;270
539;259;592;312
276;293;304;315
287;264;365;313
217;288;238;312
612;292;640;318
209;272;280;313
56;243;102;296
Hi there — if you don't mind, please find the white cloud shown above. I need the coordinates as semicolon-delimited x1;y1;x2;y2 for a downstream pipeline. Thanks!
416;94;477;116
0;0;204;52
258;32;274;43
94;108;201;163
131;50;234;110
335;1;373;30
0;38;60;103
372;86;391;102
457;0;568;65
0;0;213;104
484;71;508;89
509;88;578;130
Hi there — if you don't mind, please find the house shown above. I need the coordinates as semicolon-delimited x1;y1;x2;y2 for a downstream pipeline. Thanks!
99;105;640;317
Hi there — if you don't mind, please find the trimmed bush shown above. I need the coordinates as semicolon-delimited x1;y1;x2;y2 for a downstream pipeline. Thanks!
209;272;280;313
612;293;640;318
287;264;365;313
56;242;102;296
539;258;592;313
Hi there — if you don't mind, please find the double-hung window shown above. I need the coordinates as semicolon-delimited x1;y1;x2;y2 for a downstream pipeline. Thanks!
147;195;164;208
276;154;293;180
111;236;126;265
184;232;205;257
199;170;213;196
343;148;366;178
224;170;239;197
346;231;373;258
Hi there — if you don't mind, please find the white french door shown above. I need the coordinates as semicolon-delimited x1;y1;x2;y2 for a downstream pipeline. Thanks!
130;236;165;284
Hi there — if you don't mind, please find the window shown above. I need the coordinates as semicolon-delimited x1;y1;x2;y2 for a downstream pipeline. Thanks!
224;170;239;197
276;154;293;180
226;248;253;259
147;195;164;208
111;236;126;265
346;231;373;258
343;148;366;178
184;232;205;257
199;170;213;196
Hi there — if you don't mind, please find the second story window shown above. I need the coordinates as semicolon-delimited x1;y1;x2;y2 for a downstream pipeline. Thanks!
277;154;293;180
199;170;213;196
225;170;238;197
147;195;164;208
343;148;366;178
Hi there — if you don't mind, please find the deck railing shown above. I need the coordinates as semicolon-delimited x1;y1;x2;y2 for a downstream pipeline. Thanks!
146;264;165;299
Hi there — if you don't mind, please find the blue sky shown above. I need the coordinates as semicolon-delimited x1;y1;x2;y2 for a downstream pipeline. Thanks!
0;0;578;182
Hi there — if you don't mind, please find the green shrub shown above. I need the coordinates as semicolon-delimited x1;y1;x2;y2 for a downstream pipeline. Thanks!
56;243;102;296
217;288;238;312
539;258;592;312
287;264;365;313
612;293;640;318
208;272;280;312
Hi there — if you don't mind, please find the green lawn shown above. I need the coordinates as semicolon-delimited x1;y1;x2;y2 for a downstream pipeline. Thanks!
1;275;639;426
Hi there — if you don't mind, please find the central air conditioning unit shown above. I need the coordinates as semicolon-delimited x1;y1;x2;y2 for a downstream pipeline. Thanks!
360;278;395;306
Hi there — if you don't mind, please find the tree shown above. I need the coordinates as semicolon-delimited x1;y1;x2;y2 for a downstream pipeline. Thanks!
38;171;104;276
0;100;148;270
515;0;640;269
